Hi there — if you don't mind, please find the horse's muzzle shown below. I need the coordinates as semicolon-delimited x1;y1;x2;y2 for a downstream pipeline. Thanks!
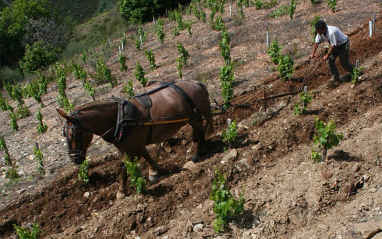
70;153;85;165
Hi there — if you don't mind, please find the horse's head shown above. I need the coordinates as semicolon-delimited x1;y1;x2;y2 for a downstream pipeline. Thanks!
57;108;94;165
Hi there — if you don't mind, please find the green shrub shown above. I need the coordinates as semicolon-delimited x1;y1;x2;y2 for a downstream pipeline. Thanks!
210;168;245;233
219;64;234;109
289;0;297;19
118;52;128;71
278;55;295;81
33;144;45;175
0;136;12;165
144;50;157;70
312;117;343;162
19;40;58;74
36;110;48;134
293;91;312;115
16;105;31;119
14;223;41;239
351;66;364;84
253;0;263;10
310;0;320;6
310;14;321;42
78;159;89;183
262;0;278;9
0;66;23;85
327;0;337;12
24;73;47;107
219;30;231;65
94;58;116;88
176;43;190;66
222;119;238;151
176;57;183;79
118;0;169;24
124;155;146;194
135;61;148;87
6;164;20;180
0;92;11;112
268;4;288;18
155;18;165;43
124;79;135;99
267;37;282;64
9;110;19;131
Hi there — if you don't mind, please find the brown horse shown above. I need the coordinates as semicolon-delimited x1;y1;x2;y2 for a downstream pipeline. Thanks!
57;80;213;198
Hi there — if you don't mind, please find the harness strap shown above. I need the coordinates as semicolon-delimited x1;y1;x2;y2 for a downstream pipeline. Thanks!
168;83;196;110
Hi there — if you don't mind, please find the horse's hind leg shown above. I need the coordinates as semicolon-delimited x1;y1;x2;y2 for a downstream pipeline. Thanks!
189;114;207;162
142;148;161;182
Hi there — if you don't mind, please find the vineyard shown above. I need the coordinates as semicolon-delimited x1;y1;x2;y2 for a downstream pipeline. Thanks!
1;0;382;238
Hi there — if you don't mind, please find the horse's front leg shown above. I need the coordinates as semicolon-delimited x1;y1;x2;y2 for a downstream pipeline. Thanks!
142;148;161;183
117;162;128;200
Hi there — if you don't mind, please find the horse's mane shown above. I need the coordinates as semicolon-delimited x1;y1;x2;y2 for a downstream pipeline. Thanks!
74;99;116;112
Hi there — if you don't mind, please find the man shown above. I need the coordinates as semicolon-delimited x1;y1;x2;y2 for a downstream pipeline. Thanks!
309;20;354;85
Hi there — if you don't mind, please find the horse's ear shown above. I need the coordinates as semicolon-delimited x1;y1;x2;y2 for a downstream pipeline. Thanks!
56;108;73;122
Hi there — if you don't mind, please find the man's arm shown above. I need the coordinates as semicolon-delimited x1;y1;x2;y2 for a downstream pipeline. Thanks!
309;42;320;59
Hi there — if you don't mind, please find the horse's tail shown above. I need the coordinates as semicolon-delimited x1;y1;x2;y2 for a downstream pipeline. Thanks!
197;82;214;135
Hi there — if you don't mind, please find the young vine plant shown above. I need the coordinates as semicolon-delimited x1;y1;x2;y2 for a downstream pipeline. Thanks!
124;79;135;99
124;155;146;195
135;61;148;87
78;159;90;183
312;117;343;162
36;110;48;134
294;91;312;115
33;144;45;175
210;168;245;233
222;119;238;151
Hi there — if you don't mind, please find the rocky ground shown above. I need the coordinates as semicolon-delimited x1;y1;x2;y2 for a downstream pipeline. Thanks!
0;0;382;238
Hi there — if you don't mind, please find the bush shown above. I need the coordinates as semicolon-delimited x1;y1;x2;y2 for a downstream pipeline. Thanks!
278;55;295;81
20;40;58;74
14;223;41;239
267;37;282;64
219;64;234;109
0;67;23;86
124;155;146;194
268;4;289;18
327;0;337;12
118;0;171;24
312;117;343;162
210;168;245;233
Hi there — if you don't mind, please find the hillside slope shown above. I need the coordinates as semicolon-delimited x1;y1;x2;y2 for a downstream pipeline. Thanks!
0;1;382;238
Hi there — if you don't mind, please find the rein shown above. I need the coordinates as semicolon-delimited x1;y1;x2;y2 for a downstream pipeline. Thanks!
64;110;190;157
64;110;116;158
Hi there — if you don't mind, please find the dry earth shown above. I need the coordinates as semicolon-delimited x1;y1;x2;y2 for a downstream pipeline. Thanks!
1;1;382;238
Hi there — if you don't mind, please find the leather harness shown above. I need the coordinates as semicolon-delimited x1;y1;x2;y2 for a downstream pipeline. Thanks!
104;81;201;144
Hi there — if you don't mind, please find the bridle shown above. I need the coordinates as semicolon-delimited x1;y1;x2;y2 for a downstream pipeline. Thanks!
63;110;117;160
63;110;89;159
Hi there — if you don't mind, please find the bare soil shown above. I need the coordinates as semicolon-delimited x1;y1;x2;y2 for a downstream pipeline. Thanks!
1;1;382;238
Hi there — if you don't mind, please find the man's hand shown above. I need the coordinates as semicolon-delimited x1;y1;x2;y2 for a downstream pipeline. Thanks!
323;54;329;61
309;53;314;59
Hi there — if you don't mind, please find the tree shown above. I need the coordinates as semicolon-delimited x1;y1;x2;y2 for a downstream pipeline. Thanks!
19;40;58;74
118;0;172;24
0;0;56;66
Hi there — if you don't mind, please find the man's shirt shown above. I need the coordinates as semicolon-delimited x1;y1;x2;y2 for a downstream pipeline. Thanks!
315;26;348;46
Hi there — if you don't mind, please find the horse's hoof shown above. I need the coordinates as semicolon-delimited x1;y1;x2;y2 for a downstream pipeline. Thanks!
116;191;125;200
191;154;201;162
149;174;158;183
